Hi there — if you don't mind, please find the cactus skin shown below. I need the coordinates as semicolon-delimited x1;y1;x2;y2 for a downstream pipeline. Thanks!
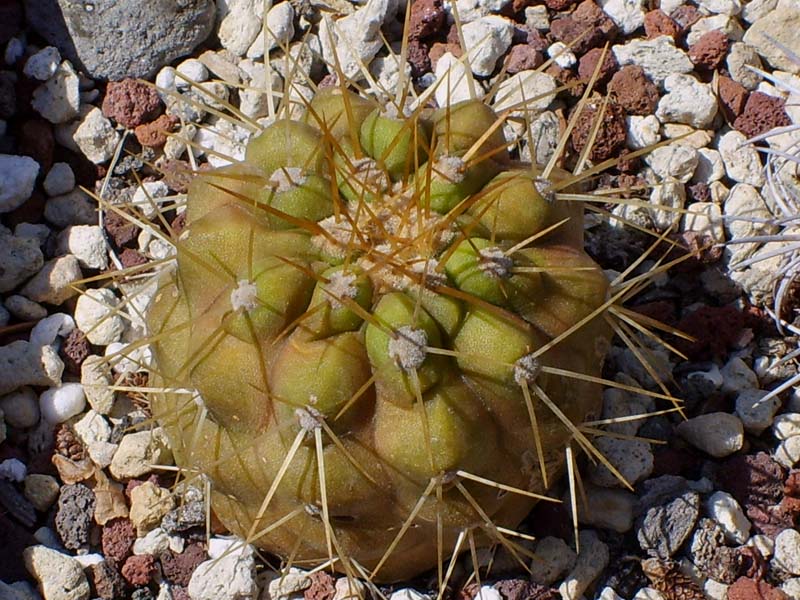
147;92;612;582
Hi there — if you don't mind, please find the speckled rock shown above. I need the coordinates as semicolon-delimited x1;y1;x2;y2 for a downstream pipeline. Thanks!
676;412;744;457
23;0;217;80
637;490;701;559
23;545;90;600
608;66;660;116
55;483;96;550
733;91;792;138
102;79;162;129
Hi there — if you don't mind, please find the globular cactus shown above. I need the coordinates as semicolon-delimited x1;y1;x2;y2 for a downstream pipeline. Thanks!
147;90;612;582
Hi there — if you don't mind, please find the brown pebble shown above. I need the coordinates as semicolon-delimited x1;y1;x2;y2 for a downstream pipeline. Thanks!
303;571;336;600
159;543;208;587
718;75;749;122
689;30;729;71
104;209;139;249
785;469;800;497
734;91;792;138
102;78;162;129
573;0;618;40
719;452;787;509
409;0;445;40
90;561;128;600
546;64;585;98
134;114;178;148
550;16;604;56
101;518;137;565
119;248;149;269
59;328;91;375
504;44;544;74
121;554;158;587
727;577;790;600
407;38;432;78
577;47;618;85
644;10;680;40
687;182;711;204
608;65;660;115
670;4;702;32
545;0;577;10
570;100;627;162
428;42;462;70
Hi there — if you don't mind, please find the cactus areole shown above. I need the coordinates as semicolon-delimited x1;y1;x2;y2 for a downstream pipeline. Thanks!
147;92;612;582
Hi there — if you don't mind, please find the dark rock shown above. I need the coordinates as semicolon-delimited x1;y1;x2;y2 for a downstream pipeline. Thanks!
0;480;36;528
101;518;136;564
608;65;660;116
102;79;163;129
670;4;702;31
161;500;204;534
717;452;786;510
55;483;96;550
637;490;700;559
549;17;604;56
577;47;618;85
119;248;148;269
734;91;792;138
0;71;15;120
493;580;559;600
59;328;91;375
641;559;705;600
0;512;36;581
18;119;54;172
90;560;128;600
103;209;139;250
23;0;216;81
159;543;207;587
409;0;445;40
689;30;730;71
0;1;22;46
643;10;680;40
569;100;627;162
406;38;431;78
718;76;749;122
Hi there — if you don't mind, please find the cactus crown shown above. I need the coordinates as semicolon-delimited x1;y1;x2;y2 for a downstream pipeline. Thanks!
143;81;666;585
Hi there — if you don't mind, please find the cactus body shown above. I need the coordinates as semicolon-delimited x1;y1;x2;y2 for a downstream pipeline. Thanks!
147;93;612;582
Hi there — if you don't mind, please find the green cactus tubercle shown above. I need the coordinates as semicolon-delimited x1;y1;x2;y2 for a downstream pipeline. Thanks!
147;90;612;582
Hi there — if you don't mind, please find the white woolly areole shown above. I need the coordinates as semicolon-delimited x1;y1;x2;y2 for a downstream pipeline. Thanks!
514;354;542;386
479;247;514;279
351;157;390;193
268;167;307;193
295;406;323;432
230;279;259;312
324;271;359;309
410;258;447;288
387;326;428;371
435;156;466;183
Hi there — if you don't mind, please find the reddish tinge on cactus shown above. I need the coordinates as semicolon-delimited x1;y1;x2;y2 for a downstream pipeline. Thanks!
147;90;614;582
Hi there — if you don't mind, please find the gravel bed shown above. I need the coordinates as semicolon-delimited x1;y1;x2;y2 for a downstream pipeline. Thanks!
1;0;800;599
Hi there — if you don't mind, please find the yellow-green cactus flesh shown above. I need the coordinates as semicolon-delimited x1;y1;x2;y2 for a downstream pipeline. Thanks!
147;99;613;583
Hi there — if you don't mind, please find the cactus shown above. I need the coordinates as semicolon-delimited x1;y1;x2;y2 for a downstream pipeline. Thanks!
146;90;616;583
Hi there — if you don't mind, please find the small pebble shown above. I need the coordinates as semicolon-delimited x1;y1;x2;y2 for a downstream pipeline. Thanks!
39;383;86;424
24;473;60;512
735;389;781;434
530;536;576;585
5;294;47;320
559;530;609;600
188;539;257;600
706;491;751;544
109;428;173;480
676;412;744;457
23;46;61;81
0;387;40;428
23;545;90;600
0;457;27;481
773;528;800;576
74;288;125;346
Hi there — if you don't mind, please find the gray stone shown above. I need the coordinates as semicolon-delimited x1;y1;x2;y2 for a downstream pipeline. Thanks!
0;155;39;213
24;0;216;81
30;61;79;124
43;189;96;228
23;545;90;600
0;230;43;293
637;490;700;559
4;295;47;320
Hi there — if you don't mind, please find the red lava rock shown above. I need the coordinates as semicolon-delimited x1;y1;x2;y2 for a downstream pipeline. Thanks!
171;211;188;236
102;79;162;129
119;248;149;269
727;577;790;600
718;453;786;509
409;0;445;40
675;305;749;361
616;148;640;173
718;75;749;122
746;503;796;538
549;17;604;56
525;27;549;52
738;544;768;580
159;159;194;194
573;0;618;40
18;119;55;172
545;0;577;9
59;329;91;375
134;114;178;148
504;44;544;74
428;42;462;70
159;543;208;587
547;64;585;98
303;571;336;600
644;10;680;40
90;561;128;600
786;470;800;496
407;38;431;78
494;579;559;600
670;4;702;32
689;30;730;71
101;518;137;565
104;209;139;249
578;47;618;85
734;91;793;138
121;554;158;587
608;65;660;116
171;588;191;600
569;100;627;162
